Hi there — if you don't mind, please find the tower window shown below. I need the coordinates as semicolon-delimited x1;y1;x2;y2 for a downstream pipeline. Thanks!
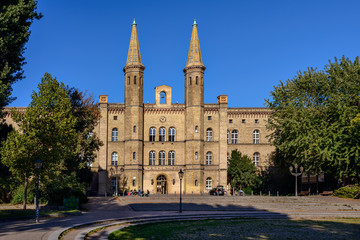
255;119;259;123
189;77;192;85
195;152;198;160
133;126;136;133
133;152;136;160
168;127;176;142
206;128;213;142
114;116;117;120
149;127;156;141
128;76;130;85
159;127;166;141
196;76;198;85
229;119;233;124
112;128;118;142
159;151;166;165
195;179;198;186
242;119;246;123
253;130;260;144
134;76;136;84
208;116;212;120
195;125;199;133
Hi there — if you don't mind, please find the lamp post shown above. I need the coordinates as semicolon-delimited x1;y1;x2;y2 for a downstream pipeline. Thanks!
178;169;184;213
289;163;303;197
35;158;42;223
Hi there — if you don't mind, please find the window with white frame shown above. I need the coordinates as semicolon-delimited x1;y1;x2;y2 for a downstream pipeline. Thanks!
149;127;156;142
206;128;213;141
253;130;260;144
168;127;175;142
112;128;118;142
111;152;118;166
168;151;175;165
111;177;116;190
253;152;260;167
206;152;212;165
227;130;230;144
149;151;156;165
159;127;166;142
231;130;238;144
227;152;229;166
206;177;212;189
159;151;166;165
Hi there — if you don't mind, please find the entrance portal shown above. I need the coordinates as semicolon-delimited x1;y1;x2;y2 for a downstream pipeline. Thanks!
156;175;167;194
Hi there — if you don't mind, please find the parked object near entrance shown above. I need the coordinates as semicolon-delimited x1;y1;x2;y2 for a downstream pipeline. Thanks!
210;186;225;196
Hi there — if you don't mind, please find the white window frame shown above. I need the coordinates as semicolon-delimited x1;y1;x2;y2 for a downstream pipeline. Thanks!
149;151;156;165
159;127;166;142
206;128;213;142
159;151;166;165
168;151;175;165
206;152;212;165
111;152;118;166
253;152;260;167
168;127;176;142
206;177;212;190
231;130;238;144
253;130;260;144
112;128;118;142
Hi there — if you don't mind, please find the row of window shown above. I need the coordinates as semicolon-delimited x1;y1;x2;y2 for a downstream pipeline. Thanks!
127;75;142;85
188;76;203;85
227;152;260;167
111;127;260;144
111;152;136;165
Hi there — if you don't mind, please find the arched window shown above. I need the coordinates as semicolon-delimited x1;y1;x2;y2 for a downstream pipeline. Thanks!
111;152;118;166
195;125;199;133
149;127;156;141
112;128;118;142
159;151;166;165
206;177;212;190
133;126;136;133
195;179;198;186
189;77;192;85
206;152;212;165
168;151;175;165
149;151;156;165
253;130;260;144
196;76;198;85
168;127;176;142
133;152;136;161
128;76;130;85
232;130;238;144
160;92;166;104
206;128;213;142
134;76;137;84
195;152;198;160
159;127;166;142
253;152;260;167
227;130;230;144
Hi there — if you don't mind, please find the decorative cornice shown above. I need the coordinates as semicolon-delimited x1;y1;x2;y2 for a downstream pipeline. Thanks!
123;64;145;72
183;65;206;72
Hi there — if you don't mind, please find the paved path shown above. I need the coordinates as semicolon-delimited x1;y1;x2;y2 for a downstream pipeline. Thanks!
0;196;359;240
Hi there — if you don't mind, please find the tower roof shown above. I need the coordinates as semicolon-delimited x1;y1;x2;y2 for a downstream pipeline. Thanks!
185;19;205;68
125;19;144;67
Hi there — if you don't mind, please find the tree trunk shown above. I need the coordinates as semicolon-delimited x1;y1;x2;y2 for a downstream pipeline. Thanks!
23;177;28;210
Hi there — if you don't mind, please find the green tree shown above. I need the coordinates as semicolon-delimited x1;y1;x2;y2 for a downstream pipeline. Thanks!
266;56;360;184
0;0;42;108
1;73;77;208
228;150;258;194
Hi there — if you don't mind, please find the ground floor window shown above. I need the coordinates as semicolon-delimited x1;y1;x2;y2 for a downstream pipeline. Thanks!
206;177;212;190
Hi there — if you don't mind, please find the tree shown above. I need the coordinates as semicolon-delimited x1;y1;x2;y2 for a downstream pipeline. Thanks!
266;56;360;184
0;0;42;109
1;73;77;208
228;150;258;194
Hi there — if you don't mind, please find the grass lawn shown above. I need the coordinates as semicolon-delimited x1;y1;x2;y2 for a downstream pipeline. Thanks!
109;218;360;240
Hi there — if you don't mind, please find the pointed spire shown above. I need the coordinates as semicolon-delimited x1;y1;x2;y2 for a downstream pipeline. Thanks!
185;19;204;68
125;19;143;67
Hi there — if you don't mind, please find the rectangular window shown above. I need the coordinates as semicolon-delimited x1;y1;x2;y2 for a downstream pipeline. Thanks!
229;119;233;124
242;119;246;123
208;116;212;120
114;116;117;120
133;126;136;133
133;152;136;160
255;119;259;123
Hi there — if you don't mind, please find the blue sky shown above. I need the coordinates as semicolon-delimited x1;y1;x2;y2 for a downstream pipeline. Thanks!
10;0;360;107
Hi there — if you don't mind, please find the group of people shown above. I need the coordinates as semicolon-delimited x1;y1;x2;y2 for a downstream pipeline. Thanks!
123;187;150;197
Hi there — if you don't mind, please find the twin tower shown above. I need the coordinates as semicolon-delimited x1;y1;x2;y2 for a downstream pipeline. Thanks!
96;20;230;195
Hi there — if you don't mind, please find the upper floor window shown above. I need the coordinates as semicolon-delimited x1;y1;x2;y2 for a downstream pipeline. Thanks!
160;92;166;104
168;151;175;165
206;128;213;141
231;130;238;144
195;152;198;160
133;152;136;161
149;127;156;141
195;125;199;133
133;126;136;133
111;152;118;166
168;127;176;142
149;151;156;165
206;152;212;165
128;76;130;85
134;76;136;84
206;177;212;190
227;153;230;166
253;130;260;144
112;128;118;142
227;130;230;144
196;76;198;85
159;151;166;165
189;77;192;85
253;152;260;167
159;127;166;142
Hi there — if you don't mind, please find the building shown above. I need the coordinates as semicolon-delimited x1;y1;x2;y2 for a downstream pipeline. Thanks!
92;20;274;196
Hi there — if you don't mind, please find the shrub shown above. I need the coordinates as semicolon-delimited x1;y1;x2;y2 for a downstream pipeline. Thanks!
333;185;360;199
11;183;35;204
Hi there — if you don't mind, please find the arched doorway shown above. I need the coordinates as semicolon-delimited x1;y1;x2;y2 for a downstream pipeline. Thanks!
156;175;167;194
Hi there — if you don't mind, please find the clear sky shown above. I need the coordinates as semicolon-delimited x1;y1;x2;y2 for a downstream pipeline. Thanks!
9;0;360;107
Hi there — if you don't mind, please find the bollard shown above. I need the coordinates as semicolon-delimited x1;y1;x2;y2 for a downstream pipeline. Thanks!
268;191;270;197
175;191;176;196
260;191;262;196
251;191;253;196
277;191;279;197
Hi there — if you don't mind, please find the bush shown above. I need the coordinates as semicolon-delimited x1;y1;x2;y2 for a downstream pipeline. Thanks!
333;185;360;199
11;183;35;204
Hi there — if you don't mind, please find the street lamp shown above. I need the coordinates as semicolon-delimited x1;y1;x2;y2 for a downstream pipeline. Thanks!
289;163;303;197
178;169;184;213
35;158;42;223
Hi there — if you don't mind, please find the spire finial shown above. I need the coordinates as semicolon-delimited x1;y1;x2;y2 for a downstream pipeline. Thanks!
185;19;204;68
132;18;137;26
125;18;143;67
193;19;197;26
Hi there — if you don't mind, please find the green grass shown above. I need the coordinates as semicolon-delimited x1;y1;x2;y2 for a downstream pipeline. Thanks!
108;218;360;240
0;209;79;219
